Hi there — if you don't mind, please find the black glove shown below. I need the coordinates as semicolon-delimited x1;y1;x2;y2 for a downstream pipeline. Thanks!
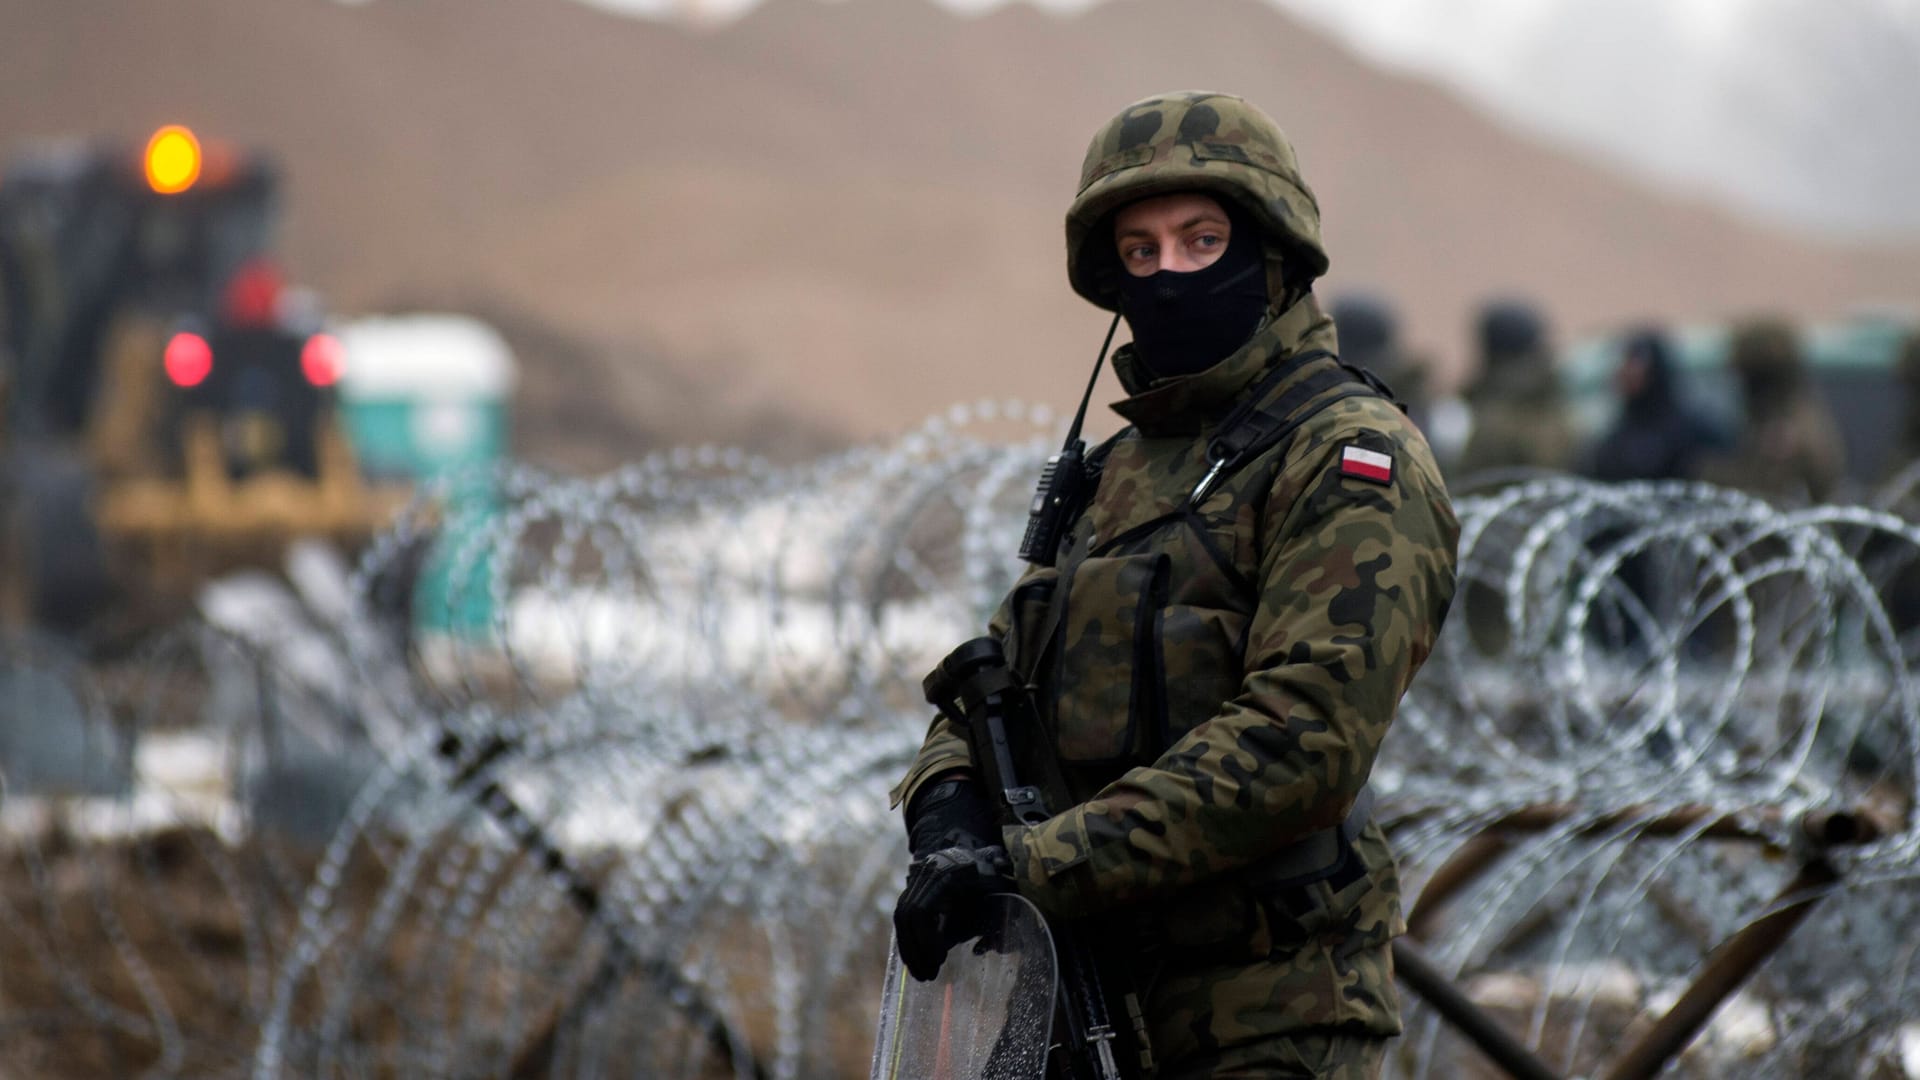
893;844;1015;982
904;773;997;857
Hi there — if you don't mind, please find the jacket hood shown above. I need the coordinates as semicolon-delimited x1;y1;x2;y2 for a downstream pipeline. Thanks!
1620;329;1679;419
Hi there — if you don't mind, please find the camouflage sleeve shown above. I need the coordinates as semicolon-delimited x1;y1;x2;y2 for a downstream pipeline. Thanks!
1003;424;1458;917
887;564;1052;811
888;715;973;812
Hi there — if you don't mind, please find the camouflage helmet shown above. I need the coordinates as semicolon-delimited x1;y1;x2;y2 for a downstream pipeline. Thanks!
1066;91;1329;311
1477;300;1548;364
1728;318;1804;387
1330;293;1399;367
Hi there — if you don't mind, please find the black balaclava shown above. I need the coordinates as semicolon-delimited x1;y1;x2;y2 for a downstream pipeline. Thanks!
1116;201;1269;382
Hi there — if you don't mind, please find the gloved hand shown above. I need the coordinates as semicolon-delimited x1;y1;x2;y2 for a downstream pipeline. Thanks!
893;844;1015;982
904;773;998;856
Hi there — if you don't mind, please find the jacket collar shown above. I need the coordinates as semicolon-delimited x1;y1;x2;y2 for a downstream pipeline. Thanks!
1109;293;1338;437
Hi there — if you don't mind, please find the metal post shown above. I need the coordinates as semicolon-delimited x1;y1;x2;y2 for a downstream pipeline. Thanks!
437;731;770;1080
1406;831;1511;940
1392;937;1565;1080
1395;803;1887;1080
1600;859;1839;1080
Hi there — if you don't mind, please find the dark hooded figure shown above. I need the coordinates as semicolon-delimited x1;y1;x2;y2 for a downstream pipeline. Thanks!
1581;328;1729;669
1587;327;1722;483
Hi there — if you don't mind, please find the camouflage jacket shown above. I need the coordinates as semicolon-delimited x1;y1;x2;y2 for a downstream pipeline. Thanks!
1699;397;1847;504
1459;357;1576;475
892;295;1458;1051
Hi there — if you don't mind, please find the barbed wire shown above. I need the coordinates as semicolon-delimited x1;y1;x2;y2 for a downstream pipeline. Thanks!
2;404;1917;1077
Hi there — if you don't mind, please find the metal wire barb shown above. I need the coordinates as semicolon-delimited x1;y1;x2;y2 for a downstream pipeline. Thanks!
2;410;1918;1077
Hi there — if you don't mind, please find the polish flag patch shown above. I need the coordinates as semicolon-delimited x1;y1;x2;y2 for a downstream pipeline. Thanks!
1339;444;1394;485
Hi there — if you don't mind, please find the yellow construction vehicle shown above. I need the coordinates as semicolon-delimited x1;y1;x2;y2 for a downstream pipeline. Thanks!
0;125;403;631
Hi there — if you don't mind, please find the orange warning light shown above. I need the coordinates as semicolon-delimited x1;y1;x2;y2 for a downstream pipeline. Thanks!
145;125;202;194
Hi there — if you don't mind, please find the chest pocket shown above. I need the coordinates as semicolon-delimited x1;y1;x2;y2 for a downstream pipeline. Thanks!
1044;479;1263;765
1064;491;1265;763
1153;587;1255;747
1049;551;1171;764
1040;357;1387;768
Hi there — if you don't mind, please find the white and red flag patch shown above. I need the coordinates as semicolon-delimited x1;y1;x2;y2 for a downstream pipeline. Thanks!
1339;444;1394;485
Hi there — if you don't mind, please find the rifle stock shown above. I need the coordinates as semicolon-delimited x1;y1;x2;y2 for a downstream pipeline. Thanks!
924;638;1152;1080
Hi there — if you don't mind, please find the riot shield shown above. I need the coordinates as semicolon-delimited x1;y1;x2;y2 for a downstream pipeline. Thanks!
870;892;1057;1080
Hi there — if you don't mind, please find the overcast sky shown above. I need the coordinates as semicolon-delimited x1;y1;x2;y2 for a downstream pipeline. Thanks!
571;0;1920;238
1273;0;1920;238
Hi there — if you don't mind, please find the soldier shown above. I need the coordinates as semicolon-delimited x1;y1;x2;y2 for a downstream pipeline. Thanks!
1699;318;1845;503
1882;328;1920;505
1893;329;1920;481
889;92;1458;1078
1456;299;1575;477
1329;293;1434;433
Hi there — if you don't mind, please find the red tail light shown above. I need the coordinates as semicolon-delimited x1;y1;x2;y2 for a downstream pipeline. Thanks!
301;333;344;387
164;332;213;387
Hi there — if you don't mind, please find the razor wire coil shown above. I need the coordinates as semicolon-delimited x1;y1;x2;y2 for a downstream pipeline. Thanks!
2;403;1918;1077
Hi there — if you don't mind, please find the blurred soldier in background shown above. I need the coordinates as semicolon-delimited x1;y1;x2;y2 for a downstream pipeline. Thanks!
1331;293;1432;431
1585;326;1724;483
1889;329;1920;486
1873;328;1920;639
1700;318;1845;503
1456;299;1575;477
890;91;1457;1078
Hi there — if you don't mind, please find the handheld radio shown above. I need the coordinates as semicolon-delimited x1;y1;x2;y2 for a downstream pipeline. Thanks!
1018;311;1123;565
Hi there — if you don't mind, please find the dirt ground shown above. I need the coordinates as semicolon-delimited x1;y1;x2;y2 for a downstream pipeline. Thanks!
0;822;880;1079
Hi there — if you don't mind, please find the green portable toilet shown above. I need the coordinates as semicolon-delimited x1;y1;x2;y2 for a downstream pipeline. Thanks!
335;314;516;638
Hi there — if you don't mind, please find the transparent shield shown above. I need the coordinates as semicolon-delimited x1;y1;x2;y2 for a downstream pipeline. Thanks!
870;892;1058;1080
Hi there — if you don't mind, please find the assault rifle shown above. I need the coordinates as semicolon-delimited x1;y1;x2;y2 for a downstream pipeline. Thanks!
923;637;1154;1080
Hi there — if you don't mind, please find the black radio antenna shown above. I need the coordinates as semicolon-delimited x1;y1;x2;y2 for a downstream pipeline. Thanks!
1061;310;1123;450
